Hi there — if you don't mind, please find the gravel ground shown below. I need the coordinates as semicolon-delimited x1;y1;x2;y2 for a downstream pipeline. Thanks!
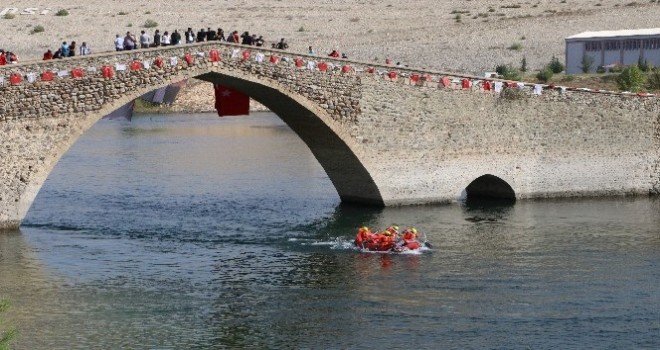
1;1;659;74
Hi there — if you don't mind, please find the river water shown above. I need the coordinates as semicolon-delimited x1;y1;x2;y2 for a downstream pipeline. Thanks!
1;113;659;349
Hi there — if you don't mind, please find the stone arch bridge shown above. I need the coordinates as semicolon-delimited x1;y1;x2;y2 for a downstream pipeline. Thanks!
1;42;660;229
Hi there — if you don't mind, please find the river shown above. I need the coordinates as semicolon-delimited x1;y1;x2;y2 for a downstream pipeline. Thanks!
1;113;659;349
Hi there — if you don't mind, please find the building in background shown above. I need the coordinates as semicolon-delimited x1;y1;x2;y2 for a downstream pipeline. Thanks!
565;28;660;74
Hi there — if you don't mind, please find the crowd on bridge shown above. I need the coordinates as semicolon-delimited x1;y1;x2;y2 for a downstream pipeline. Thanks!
0;24;411;69
112;27;288;51
0;49;18;65
41;41;92;60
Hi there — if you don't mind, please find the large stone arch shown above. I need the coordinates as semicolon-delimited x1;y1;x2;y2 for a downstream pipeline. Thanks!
3;66;382;229
194;70;382;204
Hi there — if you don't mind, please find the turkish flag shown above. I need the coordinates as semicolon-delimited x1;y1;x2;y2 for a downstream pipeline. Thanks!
214;84;250;117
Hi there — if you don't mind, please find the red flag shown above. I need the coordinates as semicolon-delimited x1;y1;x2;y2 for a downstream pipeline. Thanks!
214;84;250;117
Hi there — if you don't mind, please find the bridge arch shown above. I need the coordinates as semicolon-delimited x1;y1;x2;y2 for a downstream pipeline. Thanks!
464;174;516;201
9;65;383;229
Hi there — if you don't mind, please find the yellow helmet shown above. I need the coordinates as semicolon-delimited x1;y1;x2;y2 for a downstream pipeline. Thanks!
392;225;399;231
383;231;391;236
361;226;369;232
411;228;417;234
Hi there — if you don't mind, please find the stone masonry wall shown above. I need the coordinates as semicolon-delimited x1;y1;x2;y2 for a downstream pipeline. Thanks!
357;78;660;204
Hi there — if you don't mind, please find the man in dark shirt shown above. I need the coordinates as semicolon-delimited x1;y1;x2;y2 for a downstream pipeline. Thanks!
185;28;194;43
206;27;216;41
241;31;253;45
171;30;181;45
276;38;288;50
197;28;206;42
153;30;161;47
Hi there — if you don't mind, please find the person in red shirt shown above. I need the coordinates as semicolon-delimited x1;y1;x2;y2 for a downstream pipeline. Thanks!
43;49;54;60
328;50;340;58
354;226;374;249
0;52;6;66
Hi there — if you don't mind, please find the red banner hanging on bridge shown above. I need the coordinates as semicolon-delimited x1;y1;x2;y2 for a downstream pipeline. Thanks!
213;84;250;117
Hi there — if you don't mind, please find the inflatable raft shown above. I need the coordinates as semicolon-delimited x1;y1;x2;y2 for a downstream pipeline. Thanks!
354;226;430;253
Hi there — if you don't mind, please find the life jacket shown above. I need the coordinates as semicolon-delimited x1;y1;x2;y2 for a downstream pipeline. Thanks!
0;54;6;65
404;240;420;250
402;232;415;240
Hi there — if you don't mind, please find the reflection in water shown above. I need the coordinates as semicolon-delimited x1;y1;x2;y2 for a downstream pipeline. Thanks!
461;197;515;223
0;113;658;349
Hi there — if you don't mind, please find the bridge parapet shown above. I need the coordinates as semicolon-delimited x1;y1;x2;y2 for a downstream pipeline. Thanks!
2;41;659;119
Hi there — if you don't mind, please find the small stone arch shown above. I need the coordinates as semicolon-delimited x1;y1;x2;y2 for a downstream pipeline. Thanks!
464;174;516;201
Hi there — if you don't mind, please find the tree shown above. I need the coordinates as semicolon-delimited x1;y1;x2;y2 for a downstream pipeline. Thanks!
520;56;527;72
616;65;646;92
580;53;594;73
548;55;565;74
536;65;554;82
638;56;651;72
0;299;17;350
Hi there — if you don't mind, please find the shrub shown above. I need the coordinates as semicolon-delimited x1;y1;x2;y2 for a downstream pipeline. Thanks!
596;65;606;74
646;68;660;88
508;42;523;51
31;25;45;34
55;9;69;16
580;53;594;73
143;19;158;28
501;87;526;100
297;26;304;32
118;11;128;15
646;68;660;90
454;14;462;23
495;64;522;81
548;55;565;73
638;56;651;72
610;65;623;73
616;65;646;91
2;13;15;19
0;298;17;350
536;66;554;82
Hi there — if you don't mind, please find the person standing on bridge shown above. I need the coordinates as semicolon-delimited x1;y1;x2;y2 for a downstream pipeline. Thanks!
68;41;77;57
42;49;53;60
171;30;181;45
276;38;288;50
114;34;124;51
79;42;91;55
217;28;226;41
140;30;151;49
60;41;70;57
161;31;171;46
206;27;216;41
185;28;194;44
196;28;206;42
153;29;161;47
124;32;136;50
